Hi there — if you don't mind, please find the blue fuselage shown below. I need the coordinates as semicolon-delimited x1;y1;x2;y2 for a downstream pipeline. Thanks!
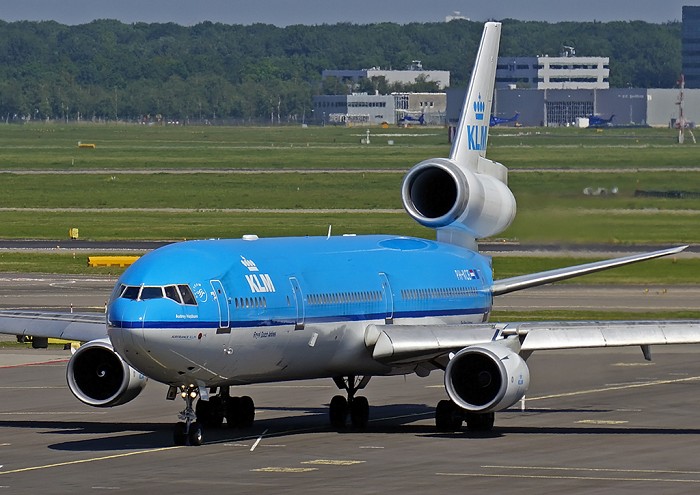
107;235;493;386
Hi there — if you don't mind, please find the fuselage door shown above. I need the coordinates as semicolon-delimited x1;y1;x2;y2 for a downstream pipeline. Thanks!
289;277;305;330
379;272;394;324
210;279;230;331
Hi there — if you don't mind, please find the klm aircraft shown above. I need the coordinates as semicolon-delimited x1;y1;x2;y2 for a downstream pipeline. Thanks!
2;23;700;447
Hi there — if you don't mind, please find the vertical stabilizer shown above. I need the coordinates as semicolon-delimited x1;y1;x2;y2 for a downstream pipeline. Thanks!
449;22;501;171
401;22;514;250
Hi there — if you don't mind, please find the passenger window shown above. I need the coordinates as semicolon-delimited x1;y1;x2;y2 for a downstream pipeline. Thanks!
140;286;164;300
178;285;197;306
164;285;183;304
121;286;140;300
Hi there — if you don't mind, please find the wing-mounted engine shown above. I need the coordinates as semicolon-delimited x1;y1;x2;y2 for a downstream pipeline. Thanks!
444;341;529;413
66;339;147;407
401;157;516;246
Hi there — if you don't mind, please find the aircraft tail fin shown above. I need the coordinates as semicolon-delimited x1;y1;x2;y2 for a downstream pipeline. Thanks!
449;22;501;172
400;22;515;249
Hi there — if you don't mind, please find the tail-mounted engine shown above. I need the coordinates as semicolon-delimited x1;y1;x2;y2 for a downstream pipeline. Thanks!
401;157;516;245
444;341;529;413
66;339;147;407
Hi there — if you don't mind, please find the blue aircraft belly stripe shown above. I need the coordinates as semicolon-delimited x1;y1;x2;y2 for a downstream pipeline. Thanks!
110;307;490;330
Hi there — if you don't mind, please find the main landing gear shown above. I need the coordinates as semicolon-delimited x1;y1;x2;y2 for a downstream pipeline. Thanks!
435;399;495;433
329;376;371;429
171;385;256;446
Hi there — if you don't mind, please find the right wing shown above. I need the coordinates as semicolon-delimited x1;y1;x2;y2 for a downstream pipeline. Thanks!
367;320;700;366
0;310;107;342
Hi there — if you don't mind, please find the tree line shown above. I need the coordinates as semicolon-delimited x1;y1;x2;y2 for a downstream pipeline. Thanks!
0;18;681;123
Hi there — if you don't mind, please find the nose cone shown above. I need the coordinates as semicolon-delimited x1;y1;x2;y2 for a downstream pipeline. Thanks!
107;298;146;368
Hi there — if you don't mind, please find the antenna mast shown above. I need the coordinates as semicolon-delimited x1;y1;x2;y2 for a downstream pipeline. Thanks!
677;74;696;144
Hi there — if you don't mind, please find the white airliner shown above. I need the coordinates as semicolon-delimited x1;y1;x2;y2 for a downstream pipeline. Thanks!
1;22;699;447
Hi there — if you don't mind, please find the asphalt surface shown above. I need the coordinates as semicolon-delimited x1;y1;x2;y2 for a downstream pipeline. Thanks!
1;346;700;494
0;239;698;255
0;274;699;493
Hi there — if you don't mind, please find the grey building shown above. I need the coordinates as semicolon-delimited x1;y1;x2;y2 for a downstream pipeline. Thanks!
447;87;700;127
683;6;700;89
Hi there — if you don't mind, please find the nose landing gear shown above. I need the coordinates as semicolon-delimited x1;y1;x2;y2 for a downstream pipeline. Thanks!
170;384;257;446
173;385;203;446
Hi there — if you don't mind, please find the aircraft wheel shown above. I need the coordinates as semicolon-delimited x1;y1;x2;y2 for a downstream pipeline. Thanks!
329;395;348;428
350;396;369;428
465;412;494;432
188;421;203;446
238;396;255;428
435;400;463;432
196;396;225;428
226;396;243;427
173;422;187;446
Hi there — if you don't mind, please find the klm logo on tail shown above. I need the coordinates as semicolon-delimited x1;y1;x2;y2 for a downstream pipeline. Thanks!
467;94;488;151
473;94;485;120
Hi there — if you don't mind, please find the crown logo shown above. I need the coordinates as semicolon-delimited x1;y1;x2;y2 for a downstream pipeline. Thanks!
240;256;259;272
473;94;485;121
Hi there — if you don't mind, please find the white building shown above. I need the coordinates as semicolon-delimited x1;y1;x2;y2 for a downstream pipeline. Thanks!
496;56;610;90
313;94;396;126
322;62;450;90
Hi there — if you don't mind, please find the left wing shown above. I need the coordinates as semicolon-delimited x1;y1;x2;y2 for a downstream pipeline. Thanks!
491;245;687;296
0;310;107;342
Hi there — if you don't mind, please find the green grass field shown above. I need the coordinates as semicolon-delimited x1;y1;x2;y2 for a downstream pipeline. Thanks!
0;123;698;291
0;124;698;244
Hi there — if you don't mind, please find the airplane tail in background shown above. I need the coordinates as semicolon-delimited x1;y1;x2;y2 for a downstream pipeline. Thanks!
400;22;516;249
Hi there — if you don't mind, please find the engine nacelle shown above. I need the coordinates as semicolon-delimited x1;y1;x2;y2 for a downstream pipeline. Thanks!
444;342;530;413
401;157;516;239
66;339;147;407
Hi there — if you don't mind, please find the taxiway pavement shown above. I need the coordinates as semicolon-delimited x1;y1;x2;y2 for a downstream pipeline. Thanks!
0;346;700;494
0;274;699;494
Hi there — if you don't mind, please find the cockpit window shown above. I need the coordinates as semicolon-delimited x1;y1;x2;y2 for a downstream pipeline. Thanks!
178;285;197;305
140;286;164;300
121;285;141;300
164;285;183;304
117;284;198;306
